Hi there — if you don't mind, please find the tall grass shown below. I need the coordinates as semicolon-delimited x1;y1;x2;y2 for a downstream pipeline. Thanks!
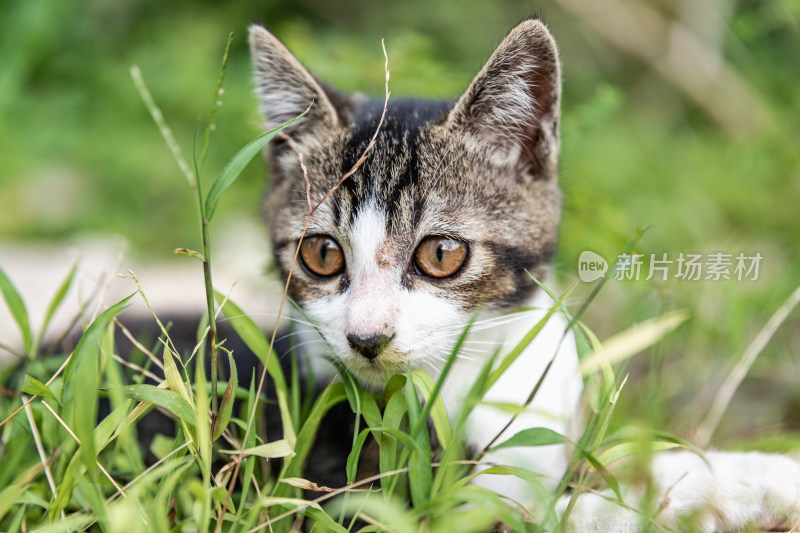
1;32;797;533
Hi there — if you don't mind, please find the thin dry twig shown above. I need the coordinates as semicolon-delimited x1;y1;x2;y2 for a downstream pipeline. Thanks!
0;341;24;359
279;477;379;493
77;442;193;533
115;442;190;501
215;40;391;533
124;271;182;361
695;282;800;447
40;400;127;498
110;352;163;383
23;395;59;504
248;460;528;533
312;40;391;214
0;340;85;429
247;466;409;532
113;317;165;371
130;65;195;185
46;269;106;356
90;243;128;322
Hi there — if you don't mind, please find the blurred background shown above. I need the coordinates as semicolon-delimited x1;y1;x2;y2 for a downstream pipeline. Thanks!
0;0;798;447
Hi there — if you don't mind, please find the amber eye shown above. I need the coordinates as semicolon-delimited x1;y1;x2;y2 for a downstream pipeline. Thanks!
299;235;345;278
413;237;468;278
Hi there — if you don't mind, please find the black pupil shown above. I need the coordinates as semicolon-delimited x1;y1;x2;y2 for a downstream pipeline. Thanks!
320;243;328;262
435;245;444;263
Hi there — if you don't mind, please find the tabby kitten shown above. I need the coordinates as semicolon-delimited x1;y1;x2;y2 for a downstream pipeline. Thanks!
250;19;800;531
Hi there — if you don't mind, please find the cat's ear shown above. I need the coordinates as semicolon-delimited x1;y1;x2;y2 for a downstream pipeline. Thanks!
446;19;561;179
249;25;341;140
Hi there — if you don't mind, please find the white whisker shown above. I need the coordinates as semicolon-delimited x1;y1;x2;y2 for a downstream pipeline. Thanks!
276;339;328;360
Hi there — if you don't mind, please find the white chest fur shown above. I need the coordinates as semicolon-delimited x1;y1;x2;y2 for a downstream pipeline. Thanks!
440;289;583;496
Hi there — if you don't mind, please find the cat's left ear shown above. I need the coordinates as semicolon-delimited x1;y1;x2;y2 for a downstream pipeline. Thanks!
446;19;561;179
249;25;341;141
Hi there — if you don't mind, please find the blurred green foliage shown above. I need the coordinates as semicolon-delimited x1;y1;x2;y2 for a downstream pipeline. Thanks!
0;0;799;441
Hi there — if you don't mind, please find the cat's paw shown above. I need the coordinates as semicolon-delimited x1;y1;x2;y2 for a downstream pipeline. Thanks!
653;450;800;531
563;450;800;532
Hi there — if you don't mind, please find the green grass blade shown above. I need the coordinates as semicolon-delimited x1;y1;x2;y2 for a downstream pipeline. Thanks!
193;334;212;497
488;427;566;452
529;275;614;388
325;492;418;533
163;344;193;407
238;373;257;511
65;294;135;479
6;504;25;533
333;358;362;415
63;292;135;383
597;441;679;466
224;439;294;459
346;428;371;484
380;388;406;487
277;387;297;449
33;262;77;355
281;381;347;479
405;369;432;507
96;399;135;453
410;370;452;450
432;351;498;497
35;516;94;533
487;286;573;388
48;398;135;521
198;32;233;171
430;484;528;533
579;310;689;375
213;350;238;441
0;264;32;354
130;65;194;186
455;464;549;503
204;111;306;221
215;291;287;391
120;384;196;423
302;507;350;533
0;462;41;524
50;447;83;519
553;365;629;525
370;428;425;456
21;375;56;402
407;312;475;448
76;475;109;530
386;317;474;499
289;326;301;430
359;387;382;428
580;448;622;500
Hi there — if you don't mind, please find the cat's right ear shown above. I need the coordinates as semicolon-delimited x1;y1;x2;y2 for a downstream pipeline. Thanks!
446;19;561;180
249;25;340;141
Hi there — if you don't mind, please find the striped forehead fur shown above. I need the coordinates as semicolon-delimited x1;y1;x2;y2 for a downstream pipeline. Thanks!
252;19;562;313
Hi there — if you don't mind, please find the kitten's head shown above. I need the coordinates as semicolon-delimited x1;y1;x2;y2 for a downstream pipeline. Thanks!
250;20;562;386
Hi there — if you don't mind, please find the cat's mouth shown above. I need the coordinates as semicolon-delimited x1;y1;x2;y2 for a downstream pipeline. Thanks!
345;347;411;379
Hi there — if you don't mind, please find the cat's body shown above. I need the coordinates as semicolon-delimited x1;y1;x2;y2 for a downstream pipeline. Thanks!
250;20;800;531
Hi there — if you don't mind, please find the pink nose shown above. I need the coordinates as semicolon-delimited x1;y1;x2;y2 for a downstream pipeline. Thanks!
346;332;394;360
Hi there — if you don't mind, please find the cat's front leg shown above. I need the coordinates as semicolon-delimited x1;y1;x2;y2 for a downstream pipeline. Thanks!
564;450;800;532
